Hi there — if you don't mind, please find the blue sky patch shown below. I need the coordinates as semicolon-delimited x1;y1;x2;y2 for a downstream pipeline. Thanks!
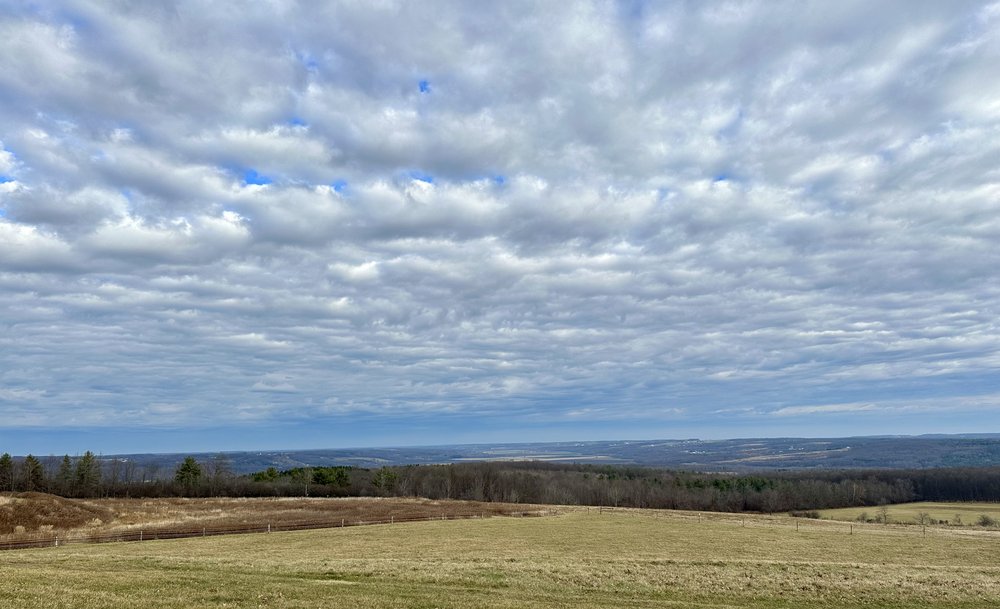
419;79;430;93
294;49;319;72
410;170;434;184
243;169;273;185
0;175;13;184
288;117;307;127
332;179;348;192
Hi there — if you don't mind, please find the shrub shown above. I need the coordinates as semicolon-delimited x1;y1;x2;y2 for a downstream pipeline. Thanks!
977;514;996;527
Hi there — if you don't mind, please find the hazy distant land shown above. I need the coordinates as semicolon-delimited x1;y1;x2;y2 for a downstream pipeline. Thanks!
101;434;1000;475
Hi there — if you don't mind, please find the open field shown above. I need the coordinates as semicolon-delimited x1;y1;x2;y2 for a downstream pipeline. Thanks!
3;508;1000;608
819;501;1000;526
0;493;547;547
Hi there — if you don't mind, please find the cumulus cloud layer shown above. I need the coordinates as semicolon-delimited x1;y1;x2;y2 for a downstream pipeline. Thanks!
1;1;999;442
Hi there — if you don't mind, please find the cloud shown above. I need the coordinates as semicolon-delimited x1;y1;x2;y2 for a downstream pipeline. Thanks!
0;388;46;401
772;403;878;417
1;1;999;447
251;374;299;394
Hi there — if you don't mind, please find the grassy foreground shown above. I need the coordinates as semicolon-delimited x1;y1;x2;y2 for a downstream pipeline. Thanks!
2;509;999;609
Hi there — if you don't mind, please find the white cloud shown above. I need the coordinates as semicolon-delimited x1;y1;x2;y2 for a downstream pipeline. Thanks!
1;1;999;437
0;142;16;175
251;374;299;393
0;221;79;271
0;388;46;401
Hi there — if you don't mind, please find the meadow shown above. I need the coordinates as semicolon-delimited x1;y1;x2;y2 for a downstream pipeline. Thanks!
819;501;1000;526
0;493;539;547
2;507;999;608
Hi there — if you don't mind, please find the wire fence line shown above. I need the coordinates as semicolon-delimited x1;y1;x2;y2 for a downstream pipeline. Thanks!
5;504;995;552
590;504;1000;541
0;509;554;552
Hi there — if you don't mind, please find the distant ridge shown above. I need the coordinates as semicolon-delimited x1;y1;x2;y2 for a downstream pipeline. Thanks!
90;434;1000;475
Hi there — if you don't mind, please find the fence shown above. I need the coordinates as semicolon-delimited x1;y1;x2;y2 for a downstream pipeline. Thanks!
5;504;995;552
589;504;1000;540
0;509;552;552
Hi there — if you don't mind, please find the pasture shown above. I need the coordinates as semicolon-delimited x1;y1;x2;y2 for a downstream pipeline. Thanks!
819;501;1000;526
2;507;999;608
0;493;539;546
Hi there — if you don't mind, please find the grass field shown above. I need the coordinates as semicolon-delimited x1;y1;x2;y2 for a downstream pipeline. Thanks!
819;501;1000;526
0;493;541;543
3;508;1000;608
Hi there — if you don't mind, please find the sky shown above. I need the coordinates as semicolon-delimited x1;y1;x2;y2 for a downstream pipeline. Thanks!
1;1;1000;456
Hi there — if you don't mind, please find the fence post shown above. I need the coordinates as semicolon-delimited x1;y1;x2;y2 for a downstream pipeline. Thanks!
390;516;393;525
139;530;143;542
267;523;271;534
341;518;344;527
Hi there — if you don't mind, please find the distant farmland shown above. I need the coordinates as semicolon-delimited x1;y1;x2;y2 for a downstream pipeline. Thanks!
820;501;1000;526
3;507;1000;608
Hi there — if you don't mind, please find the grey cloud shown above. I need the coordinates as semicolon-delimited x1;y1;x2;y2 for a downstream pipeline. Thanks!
4;186;128;233
1;1;999;435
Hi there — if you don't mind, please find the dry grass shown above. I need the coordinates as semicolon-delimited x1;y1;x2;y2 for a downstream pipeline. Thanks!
0;493;550;544
0;493;113;535
819;501;1000;526
2;508;999;608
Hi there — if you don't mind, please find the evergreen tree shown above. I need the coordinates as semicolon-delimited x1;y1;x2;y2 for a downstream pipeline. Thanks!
371;467;399;494
251;467;279;482
57;455;74;496
75;451;101;497
175;456;203;492
313;466;351;488
0;453;13;492
22;455;45;492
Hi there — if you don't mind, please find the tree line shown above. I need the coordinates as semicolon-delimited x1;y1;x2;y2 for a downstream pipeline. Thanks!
3;451;1000;513
0;452;239;498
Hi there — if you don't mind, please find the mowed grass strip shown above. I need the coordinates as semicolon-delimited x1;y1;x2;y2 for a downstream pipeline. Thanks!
2;510;1000;609
819;501;1000;526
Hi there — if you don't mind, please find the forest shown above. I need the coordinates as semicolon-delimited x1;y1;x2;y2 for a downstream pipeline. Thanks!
3;450;1000;513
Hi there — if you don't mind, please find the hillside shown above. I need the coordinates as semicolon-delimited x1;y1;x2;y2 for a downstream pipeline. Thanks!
98;434;1000;475
3;508;999;608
